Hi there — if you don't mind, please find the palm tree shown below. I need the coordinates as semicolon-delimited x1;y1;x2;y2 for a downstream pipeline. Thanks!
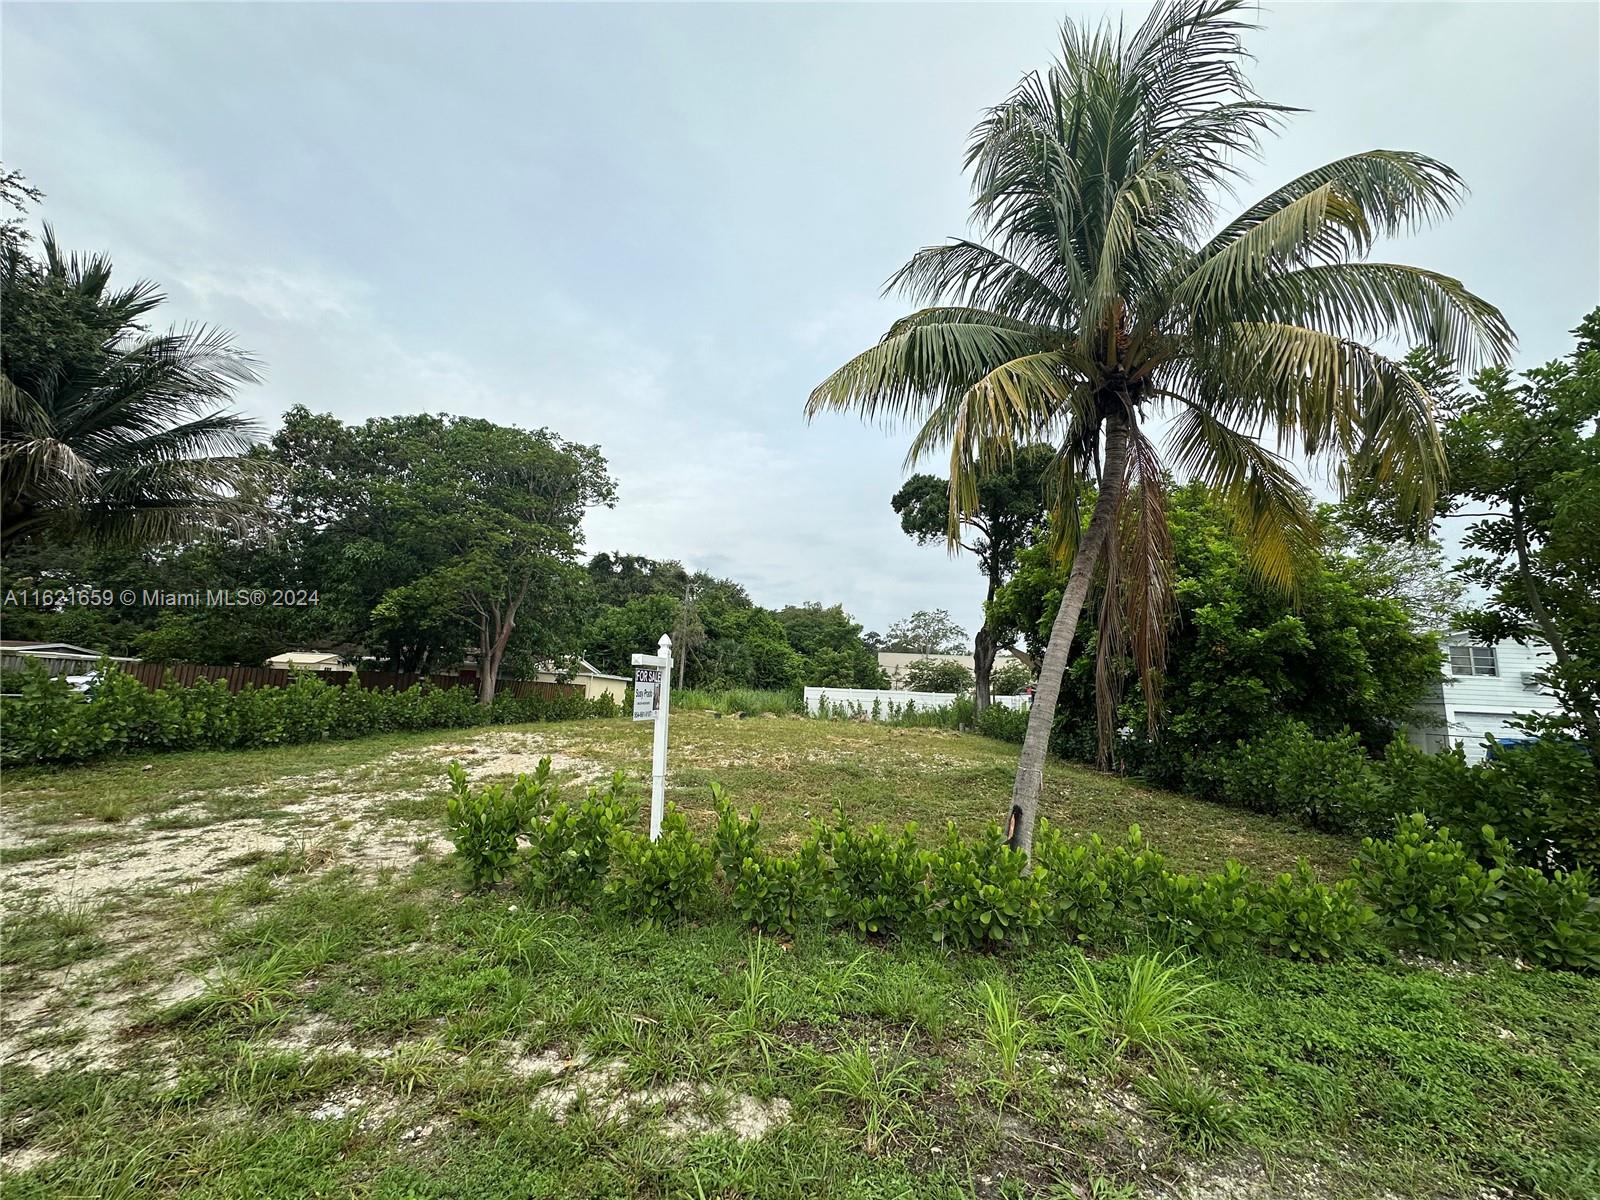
807;0;1512;854
1;227;262;551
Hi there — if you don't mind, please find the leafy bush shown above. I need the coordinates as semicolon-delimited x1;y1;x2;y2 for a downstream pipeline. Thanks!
1254;859;1375;961
976;702;1030;743
711;782;761;880
524;770;632;903
607;805;715;925
1381;736;1600;872
1;660;615;767
1031;823;1166;942
1204;722;1388;835
1499;864;1600;972
1355;814;1504;959
445;761;528;888
730;841;826;934
922;823;1049;949
824;815;929;936
1147;862;1258;954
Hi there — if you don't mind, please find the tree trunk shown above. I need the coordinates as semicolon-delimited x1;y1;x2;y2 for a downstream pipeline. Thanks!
973;626;997;715
476;590;524;707
1006;412;1131;855
1509;498;1600;754
973;567;1002;716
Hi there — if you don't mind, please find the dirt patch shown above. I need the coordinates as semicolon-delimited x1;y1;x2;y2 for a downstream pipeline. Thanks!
421;734;611;787
519;1050;790;1141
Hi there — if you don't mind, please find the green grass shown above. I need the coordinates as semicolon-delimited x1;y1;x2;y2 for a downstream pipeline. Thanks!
1;715;1596;1197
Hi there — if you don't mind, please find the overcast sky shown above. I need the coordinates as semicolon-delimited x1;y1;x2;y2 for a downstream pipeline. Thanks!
4;2;1596;636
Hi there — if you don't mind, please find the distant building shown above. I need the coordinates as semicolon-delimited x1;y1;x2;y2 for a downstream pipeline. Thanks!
533;658;630;704
264;650;350;671
1403;636;1566;763
876;649;1031;691
0;640;137;676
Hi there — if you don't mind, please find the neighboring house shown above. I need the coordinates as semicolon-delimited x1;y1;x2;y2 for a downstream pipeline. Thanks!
264;650;350;671
533;658;629;704
1403;636;1566;763
0;640;138;676
876;649;1030;690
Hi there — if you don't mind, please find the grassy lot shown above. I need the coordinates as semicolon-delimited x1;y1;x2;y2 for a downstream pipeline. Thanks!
2;714;1596;1198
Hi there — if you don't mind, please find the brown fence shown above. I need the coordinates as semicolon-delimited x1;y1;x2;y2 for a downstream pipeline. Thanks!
121;661;579;699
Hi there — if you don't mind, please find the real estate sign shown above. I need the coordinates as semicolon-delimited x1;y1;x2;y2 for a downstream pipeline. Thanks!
632;666;660;722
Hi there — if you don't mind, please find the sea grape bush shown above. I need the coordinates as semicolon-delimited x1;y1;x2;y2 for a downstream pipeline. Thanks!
524;772;633;903
607;806;716;925
1355;814;1505;959
921;822;1049;949
4;661;614;767
445;761;530;888
1253;861;1375;961
823;815;930;937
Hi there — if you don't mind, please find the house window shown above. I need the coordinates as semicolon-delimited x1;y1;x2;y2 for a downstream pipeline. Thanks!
1448;644;1498;677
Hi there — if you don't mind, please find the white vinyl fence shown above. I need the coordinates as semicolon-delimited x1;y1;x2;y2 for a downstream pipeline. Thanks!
803;686;1031;719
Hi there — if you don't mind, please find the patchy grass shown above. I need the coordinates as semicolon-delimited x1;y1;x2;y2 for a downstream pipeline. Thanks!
2;715;1596;1198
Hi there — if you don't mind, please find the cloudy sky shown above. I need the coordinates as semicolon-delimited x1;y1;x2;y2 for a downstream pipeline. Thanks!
4;2;1596;636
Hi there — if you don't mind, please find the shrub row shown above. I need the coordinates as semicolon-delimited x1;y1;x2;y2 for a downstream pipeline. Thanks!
445;763;1598;971
3;662;616;766
1187;722;1600;873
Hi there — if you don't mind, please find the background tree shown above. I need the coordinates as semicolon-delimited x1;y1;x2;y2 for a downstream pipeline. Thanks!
904;657;976;694
882;608;966;656
808;0;1509;853
892;443;1052;711
1443;310;1600;759
2;226;263;550
989;659;1034;696
774;602;887;687
993;483;1442;780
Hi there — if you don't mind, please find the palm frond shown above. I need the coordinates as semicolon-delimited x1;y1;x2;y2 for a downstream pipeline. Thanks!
1164;404;1317;591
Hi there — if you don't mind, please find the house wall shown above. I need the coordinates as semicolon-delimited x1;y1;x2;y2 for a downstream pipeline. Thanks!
1404;638;1565;763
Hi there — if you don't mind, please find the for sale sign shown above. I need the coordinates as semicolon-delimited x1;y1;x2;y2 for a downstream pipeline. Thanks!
633;666;660;722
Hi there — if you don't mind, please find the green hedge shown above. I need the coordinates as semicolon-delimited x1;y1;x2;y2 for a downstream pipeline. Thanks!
2;661;616;767
1187;724;1599;873
442;762;1600;974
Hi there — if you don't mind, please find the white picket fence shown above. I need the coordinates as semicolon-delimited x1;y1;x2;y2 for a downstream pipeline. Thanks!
803;686;1031;719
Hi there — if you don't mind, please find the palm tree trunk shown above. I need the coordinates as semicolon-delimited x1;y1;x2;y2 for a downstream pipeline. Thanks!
1006;412;1131;855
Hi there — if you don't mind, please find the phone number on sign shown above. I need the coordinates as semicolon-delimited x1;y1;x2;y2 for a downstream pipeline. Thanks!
3;588;321;608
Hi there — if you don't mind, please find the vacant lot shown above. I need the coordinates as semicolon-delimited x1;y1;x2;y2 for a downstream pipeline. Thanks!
2;714;1596;1198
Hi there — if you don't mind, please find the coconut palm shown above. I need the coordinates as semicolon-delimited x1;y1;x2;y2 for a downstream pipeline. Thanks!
807;0;1512;854
1;227;262;551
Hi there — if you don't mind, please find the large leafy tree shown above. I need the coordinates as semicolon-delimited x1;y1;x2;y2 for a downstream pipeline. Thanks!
2;224;262;551
1444;310;1600;759
892;443;1051;711
274;407;615;701
808;1;1509;852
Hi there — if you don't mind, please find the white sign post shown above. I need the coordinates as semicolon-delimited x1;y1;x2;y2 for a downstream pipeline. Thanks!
630;634;673;840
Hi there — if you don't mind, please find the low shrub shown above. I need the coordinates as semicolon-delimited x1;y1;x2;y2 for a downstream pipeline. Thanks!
445;761;528;889
524;770;633;903
606;805;716;925
922;822;1049;949
1254;860;1375;961
1205;722;1388;835
1031;823;1166;943
975;702;1030;743
1355;814;1504;959
823;815;929;936
1147;862;1258;954
711;782;761;880
730;841;826;934
1498;865;1600;972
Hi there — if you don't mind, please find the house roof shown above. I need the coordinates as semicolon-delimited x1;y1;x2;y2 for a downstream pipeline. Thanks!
0;640;137;661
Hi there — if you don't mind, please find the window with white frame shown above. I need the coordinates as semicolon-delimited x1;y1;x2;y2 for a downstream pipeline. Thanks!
1448;643;1498;677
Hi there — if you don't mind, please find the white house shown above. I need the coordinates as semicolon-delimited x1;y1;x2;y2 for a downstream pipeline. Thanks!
1403;636;1566;763
264;650;350;671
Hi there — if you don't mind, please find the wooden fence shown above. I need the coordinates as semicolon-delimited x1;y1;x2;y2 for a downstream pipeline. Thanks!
120;661;579;699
